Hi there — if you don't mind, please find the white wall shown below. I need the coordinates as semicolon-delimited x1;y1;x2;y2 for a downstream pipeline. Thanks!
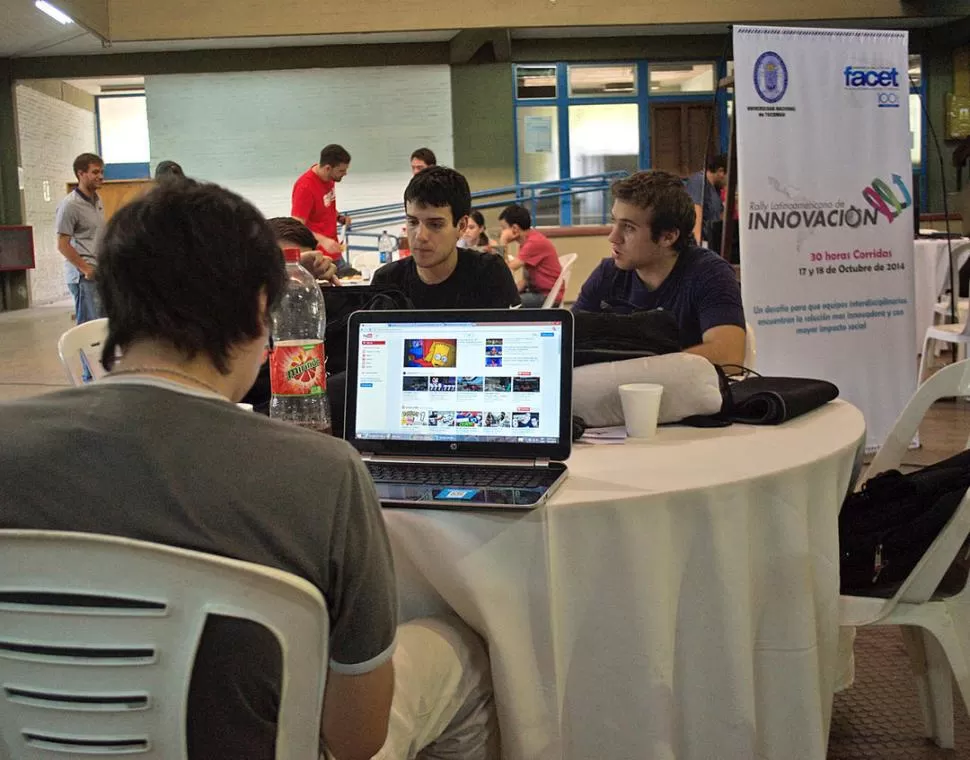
16;85;97;305
145;66;454;221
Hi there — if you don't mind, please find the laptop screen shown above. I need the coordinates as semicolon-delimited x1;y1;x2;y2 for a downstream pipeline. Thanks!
345;309;574;460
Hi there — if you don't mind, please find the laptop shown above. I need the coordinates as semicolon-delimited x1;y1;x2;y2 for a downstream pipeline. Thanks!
345;309;574;509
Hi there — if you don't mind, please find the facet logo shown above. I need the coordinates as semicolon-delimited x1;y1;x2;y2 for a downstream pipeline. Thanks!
843;66;900;89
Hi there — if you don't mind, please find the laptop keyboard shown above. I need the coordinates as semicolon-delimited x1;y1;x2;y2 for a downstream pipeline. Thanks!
366;462;559;490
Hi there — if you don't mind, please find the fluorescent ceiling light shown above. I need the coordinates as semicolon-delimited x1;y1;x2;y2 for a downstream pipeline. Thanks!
35;1;74;25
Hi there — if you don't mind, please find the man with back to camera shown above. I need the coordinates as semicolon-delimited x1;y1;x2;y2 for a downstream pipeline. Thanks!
370;166;520;310
55;152;105;325
410;147;437;175
292;144;351;265
498;204;562;308
0;181;497;760
572;170;746;368
685;153;728;246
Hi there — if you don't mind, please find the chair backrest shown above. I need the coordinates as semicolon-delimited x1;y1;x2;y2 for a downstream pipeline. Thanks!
56;318;109;385
743;323;757;370
542;253;579;309
841;488;970;625
0;530;328;759
866;358;970;480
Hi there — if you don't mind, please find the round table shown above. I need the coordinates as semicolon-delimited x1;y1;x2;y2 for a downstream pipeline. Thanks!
383;400;865;760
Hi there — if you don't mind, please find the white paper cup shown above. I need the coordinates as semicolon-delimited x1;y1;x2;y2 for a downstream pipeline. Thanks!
618;383;664;439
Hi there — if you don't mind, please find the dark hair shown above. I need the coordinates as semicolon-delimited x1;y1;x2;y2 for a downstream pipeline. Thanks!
611;170;695;252
319;144;351;168
267;216;317;250
73;152;103;179
469;210;489;246
98;182;285;373
410;147;437;166
154;160;185;182
403;166;471;226
498;204;532;231
707;153;728;173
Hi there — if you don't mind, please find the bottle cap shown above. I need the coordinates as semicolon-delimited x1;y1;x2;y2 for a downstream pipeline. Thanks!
282;247;301;263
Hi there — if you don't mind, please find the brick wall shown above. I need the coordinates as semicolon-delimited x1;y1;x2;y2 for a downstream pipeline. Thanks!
16;85;97;305
145;66;454;221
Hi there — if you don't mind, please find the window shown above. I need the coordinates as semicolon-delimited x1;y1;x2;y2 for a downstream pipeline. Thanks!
516;66;557;99
97;95;149;165
648;63;716;94
568;64;637;97
513;61;721;224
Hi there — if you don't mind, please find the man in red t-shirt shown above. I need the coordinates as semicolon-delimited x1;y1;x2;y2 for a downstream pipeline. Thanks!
291;144;351;262
499;204;562;308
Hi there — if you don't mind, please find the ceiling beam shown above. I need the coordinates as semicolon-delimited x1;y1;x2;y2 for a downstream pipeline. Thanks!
10;42;452;80
56;0;110;41
449;28;511;64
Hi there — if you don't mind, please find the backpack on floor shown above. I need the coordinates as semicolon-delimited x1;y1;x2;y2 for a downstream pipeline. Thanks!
839;447;970;596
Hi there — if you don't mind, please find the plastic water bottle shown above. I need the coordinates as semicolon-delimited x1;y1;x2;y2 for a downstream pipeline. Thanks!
378;230;395;264
269;248;332;434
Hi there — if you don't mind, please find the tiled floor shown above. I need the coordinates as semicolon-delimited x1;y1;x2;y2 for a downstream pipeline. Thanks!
3;303;970;758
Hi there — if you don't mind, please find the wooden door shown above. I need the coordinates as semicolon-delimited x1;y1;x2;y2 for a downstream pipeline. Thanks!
650;102;718;177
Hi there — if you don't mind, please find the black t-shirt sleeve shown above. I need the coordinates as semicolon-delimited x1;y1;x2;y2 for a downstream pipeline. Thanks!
477;253;521;308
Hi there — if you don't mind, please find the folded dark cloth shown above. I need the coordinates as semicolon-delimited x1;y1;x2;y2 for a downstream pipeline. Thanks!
573;309;683;367
726;376;839;424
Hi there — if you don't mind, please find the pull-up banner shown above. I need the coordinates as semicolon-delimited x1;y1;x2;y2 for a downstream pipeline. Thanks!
734;26;916;450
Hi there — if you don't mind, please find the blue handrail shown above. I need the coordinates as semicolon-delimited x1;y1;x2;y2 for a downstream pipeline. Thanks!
342;171;627;248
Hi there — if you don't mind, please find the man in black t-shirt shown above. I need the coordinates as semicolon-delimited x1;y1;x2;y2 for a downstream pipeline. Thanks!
371;167;520;310
326;168;520;436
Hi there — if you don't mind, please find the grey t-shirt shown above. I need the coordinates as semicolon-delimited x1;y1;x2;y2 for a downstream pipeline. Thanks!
54;188;105;267
0;379;397;757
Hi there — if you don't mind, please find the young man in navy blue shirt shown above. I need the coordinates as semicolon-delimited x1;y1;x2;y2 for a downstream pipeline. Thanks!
572;170;746;368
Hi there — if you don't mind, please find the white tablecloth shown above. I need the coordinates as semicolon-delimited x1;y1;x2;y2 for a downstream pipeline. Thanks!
383;401;866;760
914;238;970;353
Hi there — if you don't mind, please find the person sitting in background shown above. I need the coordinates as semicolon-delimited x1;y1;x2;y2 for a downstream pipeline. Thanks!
410;147;437;175
371;167;520;310
291;144;351;265
685;153;727;246
154;160;185;183
572;170;745;368
498;204;562;308
268;216;354;282
0;180;498;760
458;210;498;253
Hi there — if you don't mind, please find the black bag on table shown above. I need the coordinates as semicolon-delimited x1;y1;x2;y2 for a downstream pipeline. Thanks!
724;376;839;424
839;448;970;597
572;308;683;367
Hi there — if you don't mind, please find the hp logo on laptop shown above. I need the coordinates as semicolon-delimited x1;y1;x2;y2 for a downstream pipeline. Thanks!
450;443;458;451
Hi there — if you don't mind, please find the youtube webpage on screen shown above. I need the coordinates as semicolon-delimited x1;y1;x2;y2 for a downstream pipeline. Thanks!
354;319;564;444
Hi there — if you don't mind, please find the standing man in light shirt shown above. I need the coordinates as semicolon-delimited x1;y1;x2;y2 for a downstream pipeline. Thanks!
291;144;351;265
55;152;105;324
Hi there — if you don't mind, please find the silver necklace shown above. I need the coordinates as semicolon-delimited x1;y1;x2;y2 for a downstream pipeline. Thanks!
108;366;225;397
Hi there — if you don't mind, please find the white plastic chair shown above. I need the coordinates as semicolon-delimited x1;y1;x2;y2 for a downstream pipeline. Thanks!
0;530;328;759
542;253;579;309
57;318;109;385
841;359;970;748
743;322;757;370
921;242;970;375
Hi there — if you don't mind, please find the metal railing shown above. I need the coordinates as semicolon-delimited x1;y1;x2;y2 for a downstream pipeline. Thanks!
341;171;627;254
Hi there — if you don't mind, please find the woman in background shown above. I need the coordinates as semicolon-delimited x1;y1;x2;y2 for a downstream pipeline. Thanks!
459;210;498;252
